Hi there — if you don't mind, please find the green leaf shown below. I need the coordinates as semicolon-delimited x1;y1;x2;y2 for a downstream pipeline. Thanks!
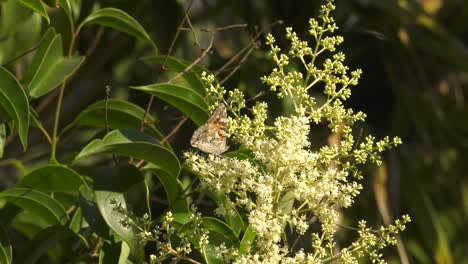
143;165;180;205
201;217;239;246
94;165;145;258
216;195;245;236
276;191;295;214
0;67;30;150
69;207;83;233
99;241;121;264
79;8;155;49
27;34;84;98
0;123;5;158
0;187;68;225
79;186;110;239
1;0;33;36
131;83;209;126
15;0;50;23
11;210;50;239
0;2;41;64
72;129;180;178
17;165;86;192
20;225;80;264
0;225;12;264
22;27;56;84
180;217;238;264
239;225;256;254
67;99;165;143
141;56;206;96
118;242;131;264
57;0;72;26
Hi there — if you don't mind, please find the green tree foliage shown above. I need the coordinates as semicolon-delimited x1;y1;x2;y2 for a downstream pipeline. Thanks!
0;0;465;263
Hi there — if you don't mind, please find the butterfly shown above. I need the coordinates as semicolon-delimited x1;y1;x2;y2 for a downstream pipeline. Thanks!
190;103;229;155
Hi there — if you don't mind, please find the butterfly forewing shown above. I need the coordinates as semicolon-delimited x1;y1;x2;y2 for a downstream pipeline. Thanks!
190;103;229;155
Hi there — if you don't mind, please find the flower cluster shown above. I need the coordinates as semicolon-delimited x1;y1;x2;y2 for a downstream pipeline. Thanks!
185;0;409;263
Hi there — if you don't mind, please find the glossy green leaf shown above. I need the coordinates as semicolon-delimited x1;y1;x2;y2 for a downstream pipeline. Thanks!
94;165;145;258
131;83;209;126
67;99;165;142
15;0;49;23
17;165;86;192
239;225;256;254
79;8;155;48
141;56;206;96
69;207;83;233
143;165;180;205
0;67;30;150
201;217;239;246
79;185;110;239
0;225;12;264
20;225;80;264
0;187;68;225
0;124;5;158
73;129;180;178
118;242;130;264
27;34;84;98
22;27;55;84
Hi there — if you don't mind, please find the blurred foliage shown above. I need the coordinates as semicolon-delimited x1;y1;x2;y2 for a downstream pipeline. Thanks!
0;0;467;263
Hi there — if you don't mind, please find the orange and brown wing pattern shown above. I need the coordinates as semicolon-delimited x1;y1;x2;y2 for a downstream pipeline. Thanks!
190;103;229;155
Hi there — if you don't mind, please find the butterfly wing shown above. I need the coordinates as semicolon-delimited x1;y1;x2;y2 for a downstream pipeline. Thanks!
190;103;229;155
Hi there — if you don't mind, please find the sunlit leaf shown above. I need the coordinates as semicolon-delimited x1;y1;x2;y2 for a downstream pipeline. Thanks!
79;7;156;50
94;165;145;259
67;99;166;143
141;56;206;96
72;129;180;178
239;225;256;254
15;0;49;23
27;34;84;98
79;186;110;239
131;83;209;126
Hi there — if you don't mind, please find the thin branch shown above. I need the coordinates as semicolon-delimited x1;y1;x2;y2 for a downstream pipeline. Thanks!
179;23;248;33
161;116;189;145
161;0;194;70
139;0;195;132
1;42;42;67
169;36;214;83
214;29;262;77
220;42;259;85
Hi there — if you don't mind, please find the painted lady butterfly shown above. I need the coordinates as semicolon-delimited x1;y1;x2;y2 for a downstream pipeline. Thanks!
190;103;229;155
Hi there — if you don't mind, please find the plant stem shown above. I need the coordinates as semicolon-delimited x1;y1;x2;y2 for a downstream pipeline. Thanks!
50;30;79;162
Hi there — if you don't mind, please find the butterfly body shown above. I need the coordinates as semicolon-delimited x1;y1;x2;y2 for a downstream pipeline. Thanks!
190;103;229;155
